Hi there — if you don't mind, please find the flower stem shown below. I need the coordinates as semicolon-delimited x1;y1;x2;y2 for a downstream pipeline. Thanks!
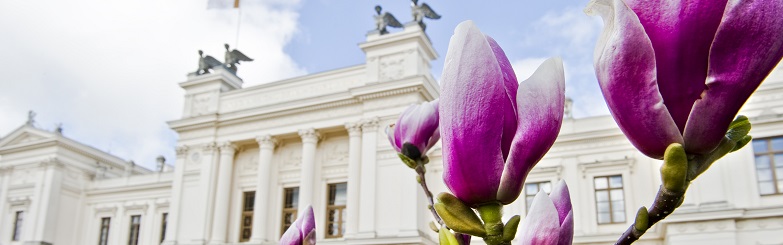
477;203;510;245
415;159;444;226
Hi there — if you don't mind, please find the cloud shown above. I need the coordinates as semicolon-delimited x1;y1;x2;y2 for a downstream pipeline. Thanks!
512;6;608;118
0;0;305;169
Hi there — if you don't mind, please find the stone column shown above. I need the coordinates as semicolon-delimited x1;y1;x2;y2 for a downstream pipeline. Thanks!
162;145;188;245
298;128;321;213
209;142;237;244
0;167;11;234
198;143;219;242
344;122;362;236
250;135;278;243
358;117;379;237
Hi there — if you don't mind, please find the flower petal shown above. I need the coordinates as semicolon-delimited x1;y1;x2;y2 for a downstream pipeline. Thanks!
556;211;574;245
386;124;401;152
496;57;565;204
279;218;303;245
298;205;316;240
624;0;729;131
549;180;572;224
486;36;519;160
587;0;684;159
396;100;440;156
518;192;561;245
683;0;783;154
441;20;506;205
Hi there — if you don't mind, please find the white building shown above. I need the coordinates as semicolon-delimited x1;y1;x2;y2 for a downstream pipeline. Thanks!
1;24;782;245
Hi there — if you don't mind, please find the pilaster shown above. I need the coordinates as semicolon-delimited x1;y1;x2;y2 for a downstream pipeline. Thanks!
344;122;363;237
250;134;278;243
209;142;237;244
357;117;379;237
298;128;321;213
162;145;188;245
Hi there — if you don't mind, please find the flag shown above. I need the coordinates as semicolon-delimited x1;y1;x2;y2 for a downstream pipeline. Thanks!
207;0;240;9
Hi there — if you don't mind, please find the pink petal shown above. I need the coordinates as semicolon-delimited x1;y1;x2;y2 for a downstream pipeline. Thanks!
625;0;729;131
549;180;572;224
587;0;684;159
518;192;561;245
440;20;507;206
497;57;565;204
683;0;783;154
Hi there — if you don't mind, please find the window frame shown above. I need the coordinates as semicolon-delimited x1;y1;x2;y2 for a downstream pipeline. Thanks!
594;175;626;225
98;217;111;245
281;187;299;237
159;213;167;243
127;215;142;245
324;182;347;239
12;210;23;241
753;137;783;195
239;191;255;242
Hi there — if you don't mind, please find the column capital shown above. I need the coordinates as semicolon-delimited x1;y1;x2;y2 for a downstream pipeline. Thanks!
345;122;362;137
360;117;381;131
202;142;218;153
255;134;279;149
175;145;189;156
298;128;322;144
218;142;237;155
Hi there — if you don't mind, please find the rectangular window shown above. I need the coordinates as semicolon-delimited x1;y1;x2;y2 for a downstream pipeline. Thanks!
281;187;299;236
239;191;255;242
12;211;23;241
752;137;783;195
325;183;347;238
98;217;111;245
595;175;625;224
524;181;552;213
160;213;168;243
128;215;141;245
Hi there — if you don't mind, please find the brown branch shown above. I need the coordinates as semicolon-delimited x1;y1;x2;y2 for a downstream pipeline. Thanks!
615;185;685;245
415;161;444;226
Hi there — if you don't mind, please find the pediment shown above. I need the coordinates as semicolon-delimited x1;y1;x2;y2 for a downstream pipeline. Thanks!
0;125;54;148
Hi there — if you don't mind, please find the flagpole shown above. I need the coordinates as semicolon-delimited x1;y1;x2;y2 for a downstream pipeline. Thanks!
235;7;242;48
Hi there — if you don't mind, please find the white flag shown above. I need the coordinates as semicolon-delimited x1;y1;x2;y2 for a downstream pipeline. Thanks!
207;0;239;9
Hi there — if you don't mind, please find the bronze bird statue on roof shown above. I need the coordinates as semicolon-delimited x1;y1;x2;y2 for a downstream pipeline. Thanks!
374;5;403;35
197;50;223;75
410;0;441;30
224;43;253;72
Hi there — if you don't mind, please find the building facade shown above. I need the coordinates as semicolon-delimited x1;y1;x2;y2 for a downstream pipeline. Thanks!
1;24;782;245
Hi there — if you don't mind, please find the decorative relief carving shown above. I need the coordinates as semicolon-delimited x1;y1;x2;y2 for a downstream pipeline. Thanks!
321;139;349;166
236;149;259;173
379;53;406;82
190;92;215;116
279;144;302;169
10;169;35;186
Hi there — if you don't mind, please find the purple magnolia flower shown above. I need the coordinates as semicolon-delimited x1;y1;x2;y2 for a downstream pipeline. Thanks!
440;20;565;206
587;0;783;158
279;205;315;245
518;180;573;245
387;99;440;160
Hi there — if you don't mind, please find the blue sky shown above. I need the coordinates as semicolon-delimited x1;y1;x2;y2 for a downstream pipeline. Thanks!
0;0;606;170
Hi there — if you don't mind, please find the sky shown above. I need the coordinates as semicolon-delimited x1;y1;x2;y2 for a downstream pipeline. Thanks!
0;0;606;170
